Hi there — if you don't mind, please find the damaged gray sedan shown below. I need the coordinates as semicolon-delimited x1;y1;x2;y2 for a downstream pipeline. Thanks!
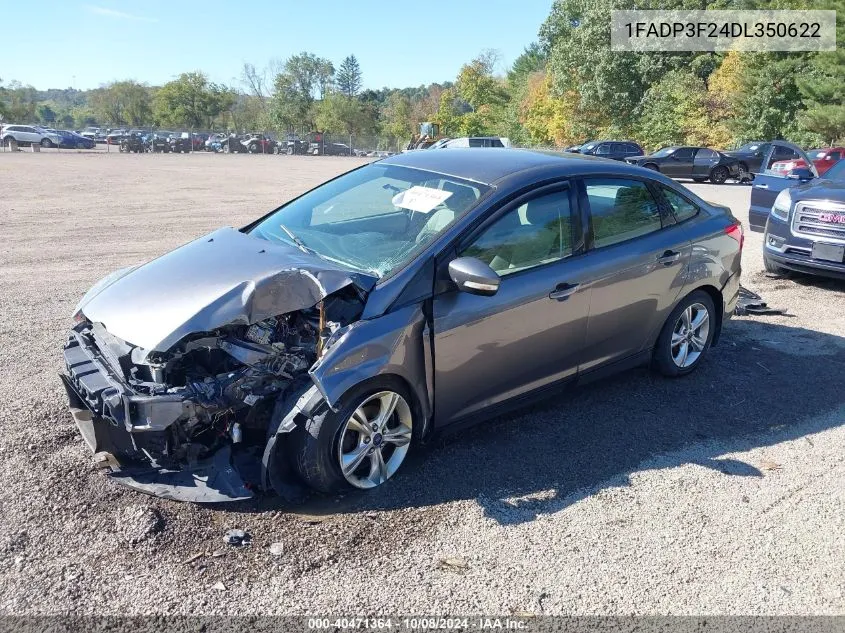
62;149;742;502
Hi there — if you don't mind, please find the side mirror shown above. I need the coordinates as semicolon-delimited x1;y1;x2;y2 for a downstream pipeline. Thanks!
448;257;500;296
788;167;814;181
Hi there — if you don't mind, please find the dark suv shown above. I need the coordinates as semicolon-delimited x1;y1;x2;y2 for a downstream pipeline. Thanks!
578;140;643;161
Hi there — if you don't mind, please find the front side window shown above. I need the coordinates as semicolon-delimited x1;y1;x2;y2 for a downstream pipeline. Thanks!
252;163;489;278
468;138;484;148
673;148;695;160
595;143;612;155
462;190;573;276
584;179;662;248
660;186;699;223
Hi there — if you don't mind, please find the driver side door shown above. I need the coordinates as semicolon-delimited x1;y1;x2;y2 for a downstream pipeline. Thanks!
432;184;592;425
662;147;695;178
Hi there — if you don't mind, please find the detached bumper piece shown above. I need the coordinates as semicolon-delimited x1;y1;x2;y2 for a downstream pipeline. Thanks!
61;332;254;503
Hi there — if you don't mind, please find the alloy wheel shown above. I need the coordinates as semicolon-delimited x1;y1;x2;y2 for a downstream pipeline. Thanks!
671;302;710;368
337;390;412;489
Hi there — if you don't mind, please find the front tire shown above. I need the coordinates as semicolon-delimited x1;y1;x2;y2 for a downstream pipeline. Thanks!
710;165;729;184
288;380;417;493
653;291;716;377
764;253;787;276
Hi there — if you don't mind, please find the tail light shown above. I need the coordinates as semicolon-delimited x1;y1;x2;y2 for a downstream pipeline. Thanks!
725;222;744;250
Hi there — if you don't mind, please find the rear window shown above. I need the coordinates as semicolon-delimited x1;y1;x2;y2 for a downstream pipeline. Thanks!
584;178;663;248
660;186;700;223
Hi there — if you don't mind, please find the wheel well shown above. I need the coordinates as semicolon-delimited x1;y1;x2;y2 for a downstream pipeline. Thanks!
644;163;659;171
334;373;430;439
688;284;724;345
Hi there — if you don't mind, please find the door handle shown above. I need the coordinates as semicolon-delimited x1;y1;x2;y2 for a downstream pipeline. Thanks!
754;184;769;189
657;250;681;265
549;282;579;301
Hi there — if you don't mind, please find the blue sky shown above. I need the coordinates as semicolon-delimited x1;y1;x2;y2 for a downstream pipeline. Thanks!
4;1;554;91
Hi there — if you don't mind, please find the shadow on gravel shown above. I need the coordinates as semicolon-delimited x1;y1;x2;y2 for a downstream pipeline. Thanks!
270;319;845;525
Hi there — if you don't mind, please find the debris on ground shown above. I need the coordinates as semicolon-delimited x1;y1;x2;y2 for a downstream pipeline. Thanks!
181;552;204;565
761;460;783;472
115;505;165;545
223;529;251;547
269;542;285;557
436;557;469;573
735;285;786;316
210;581;226;591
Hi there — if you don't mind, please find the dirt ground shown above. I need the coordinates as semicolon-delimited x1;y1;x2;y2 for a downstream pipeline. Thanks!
0;150;843;616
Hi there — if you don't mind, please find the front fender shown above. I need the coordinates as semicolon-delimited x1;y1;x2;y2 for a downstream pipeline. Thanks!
308;302;432;424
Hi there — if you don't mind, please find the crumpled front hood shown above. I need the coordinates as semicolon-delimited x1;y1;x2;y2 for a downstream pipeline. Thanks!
77;227;375;353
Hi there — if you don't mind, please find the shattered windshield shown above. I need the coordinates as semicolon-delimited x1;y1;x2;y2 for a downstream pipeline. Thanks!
251;163;489;277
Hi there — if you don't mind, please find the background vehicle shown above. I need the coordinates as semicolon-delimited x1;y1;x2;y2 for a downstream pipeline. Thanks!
771;147;844;177
626;146;741;184
106;131;127;145
221;134;248;153
745;141;845;279
119;134;145;153
310;136;351;156
169;135;192;153
1;124;48;147
724;141;802;177
435;137;511;149
58;130;96;149
577;140;643;161
62;149;741;501
276;134;308;155
205;133;226;152
149;133;171;153
243;133;277;154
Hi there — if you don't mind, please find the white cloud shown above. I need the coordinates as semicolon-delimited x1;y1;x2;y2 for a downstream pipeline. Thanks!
83;5;157;23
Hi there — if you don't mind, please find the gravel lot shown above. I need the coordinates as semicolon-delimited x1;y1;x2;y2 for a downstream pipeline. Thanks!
1;151;843;616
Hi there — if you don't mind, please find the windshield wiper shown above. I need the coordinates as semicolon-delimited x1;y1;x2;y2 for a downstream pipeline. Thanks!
278;224;311;254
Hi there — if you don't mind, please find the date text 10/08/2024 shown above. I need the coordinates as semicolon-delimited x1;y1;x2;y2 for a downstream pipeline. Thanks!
306;617;530;630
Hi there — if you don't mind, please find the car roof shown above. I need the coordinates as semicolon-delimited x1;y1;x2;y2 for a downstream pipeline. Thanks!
381;147;644;185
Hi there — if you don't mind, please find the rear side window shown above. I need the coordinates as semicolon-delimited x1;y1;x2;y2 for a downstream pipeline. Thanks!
487;138;504;148
584;179;662;248
829;151;841;160
626;143;641;154
660;186;700;222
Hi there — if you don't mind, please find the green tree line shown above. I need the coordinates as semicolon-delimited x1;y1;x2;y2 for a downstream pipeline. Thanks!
1;0;842;150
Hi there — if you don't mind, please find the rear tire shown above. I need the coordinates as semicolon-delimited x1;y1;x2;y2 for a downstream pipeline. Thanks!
653;290;716;377
710;166;729;184
288;379;418;494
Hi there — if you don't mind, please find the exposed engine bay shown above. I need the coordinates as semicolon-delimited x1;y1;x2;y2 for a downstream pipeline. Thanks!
62;288;364;501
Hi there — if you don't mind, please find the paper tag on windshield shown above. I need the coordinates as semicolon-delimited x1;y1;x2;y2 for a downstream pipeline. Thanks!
392;186;453;213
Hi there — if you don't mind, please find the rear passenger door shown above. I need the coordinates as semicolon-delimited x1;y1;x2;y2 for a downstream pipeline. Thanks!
691;149;720;180
577;178;692;371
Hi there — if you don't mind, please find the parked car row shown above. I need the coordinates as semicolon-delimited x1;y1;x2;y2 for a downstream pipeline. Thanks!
1;124;96;149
